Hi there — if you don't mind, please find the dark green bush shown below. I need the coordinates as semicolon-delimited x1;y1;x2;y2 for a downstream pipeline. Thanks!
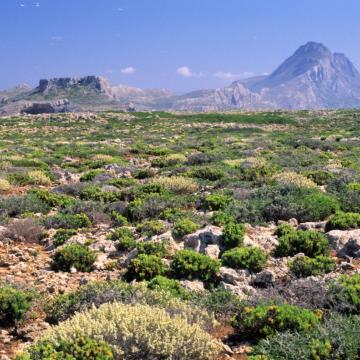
110;211;128;226
275;223;296;237
17;336;113;360
275;229;329;257
289;255;336;278
191;167;225;181
0;286;33;325
0;194;50;217
79;169;105;182
53;229;77;247
303;170;334;186
136;220;166;237
147;276;186;298
232;303;322;339
221;223;245;250
125;254;166;281
109;227;136;251
80;185;120;202
137;240;169;258
171;249;220;283
44;213;91;229
30;189;75;208
325;212;360;231
211;211;235;226
221;247;267;273
250;313;360;360
202;193;232;211
172;218;199;238
51;244;96;272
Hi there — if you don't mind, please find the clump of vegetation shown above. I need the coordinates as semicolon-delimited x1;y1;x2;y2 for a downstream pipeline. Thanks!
171;249;220;283
221;223;245;249
51;244;96;272
289;255;336;278
136;220;166;237
221;247;268;272
16;336;113;360
275;228;329;257
147;276;186;298
125;254;166;281
203;193;232;211
151;176;198;194
137;240;169;258
172;218;199;238
232;303;322;339
53;229;77;247
325;211;360;231
44;213;91;229
0;285;33;326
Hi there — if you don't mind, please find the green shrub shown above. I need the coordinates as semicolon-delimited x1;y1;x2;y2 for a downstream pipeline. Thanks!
136;220;166;237
51;244;96;272
53;229;77;247
232;303;322;339
211;211;235;226
325;212;360;231
250;313;360;360
203;193;232;211
79;169;105;182
110;211;128;226
289;255;336;278
303;170;334;186
275;223;296;237
44;213;91;229
108;227;136;252
221;247;267;272
171;249;220;283
0;194;51;217
40;302;221;360
275;229;329;257
17;336;113;360
192;167;225;181
125;254;166;281
80;185;120;202
0;286;33;325
137;240;169;258
147;276;186;298
30;189;74;208
172;218;199;238
221;223;245;249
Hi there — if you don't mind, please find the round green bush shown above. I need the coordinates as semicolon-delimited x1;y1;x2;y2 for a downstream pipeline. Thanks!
137;240;169;258
0;286;33;326
147;276;186;298
136;220;166;237
51;244;96;272
108;227;136;251
232;303;322;339
289;255;336;278
172;218;199;238
171;249;220;283
275;229;329;257
221;247;267;273
325;212;360;231
221;223;245;249
202;193;232;211
17;336;113;360
53;229;77;247
44;213;91;230
125;254;166;281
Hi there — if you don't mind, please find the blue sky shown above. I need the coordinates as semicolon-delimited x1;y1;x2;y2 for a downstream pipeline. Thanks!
1;0;360;92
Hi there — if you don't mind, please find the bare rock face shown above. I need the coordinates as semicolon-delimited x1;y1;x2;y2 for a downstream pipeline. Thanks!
21;99;71;114
326;229;360;258
184;225;222;253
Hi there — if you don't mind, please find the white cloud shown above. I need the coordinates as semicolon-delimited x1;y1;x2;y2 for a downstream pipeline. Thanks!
117;7;124;11
35;2;40;7
51;36;64;42
20;4;25;7
176;66;203;78
214;71;253;80
121;66;136;75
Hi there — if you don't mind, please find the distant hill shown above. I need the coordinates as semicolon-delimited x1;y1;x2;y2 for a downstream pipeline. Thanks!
172;42;360;111
2;42;360;115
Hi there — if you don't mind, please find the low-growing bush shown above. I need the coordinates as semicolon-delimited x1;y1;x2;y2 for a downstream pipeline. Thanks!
289;255;336;278
151;176;198;194
79;169;105;182
0;285;33;326
211;211;235;226
221;223;245;249
125;254;166;281
30;189;74;208
191;166;225;181
0;179;10;192
17;336;113;360
232;303;322;339
303;170;334;186
27;170;52;186
147;276;186;299
108;227;135;247
51;244;96;272
110;211;128;226
137;240;169;258
275;229;329;257
40;302;221;360
250;313;360;360
172;218;199;238
3;218;45;243
136;220;166;237
0;194;51;217
80;185;120;202
53;229;77;247
171;249;220;283
221;247;267;273
325;212;360;231
202;193;232;211
44;213;91;229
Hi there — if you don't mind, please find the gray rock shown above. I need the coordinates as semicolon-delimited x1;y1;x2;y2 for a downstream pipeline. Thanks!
184;225;222;252
298;221;327;231
203;244;220;259
180;279;205;292
326;229;360;258
252;269;275;287
220;267;250;285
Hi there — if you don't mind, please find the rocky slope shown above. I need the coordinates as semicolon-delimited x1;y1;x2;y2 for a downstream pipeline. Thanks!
172;42;360;110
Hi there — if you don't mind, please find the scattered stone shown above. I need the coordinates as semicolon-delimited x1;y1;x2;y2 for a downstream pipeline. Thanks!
326;229;360;258
180;279;205;292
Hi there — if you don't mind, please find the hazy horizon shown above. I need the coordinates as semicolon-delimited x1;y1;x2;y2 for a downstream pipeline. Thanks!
1;0;360;92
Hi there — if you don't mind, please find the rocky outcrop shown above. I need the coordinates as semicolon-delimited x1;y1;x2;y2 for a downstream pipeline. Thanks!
326;229;360;258
21;99;71;114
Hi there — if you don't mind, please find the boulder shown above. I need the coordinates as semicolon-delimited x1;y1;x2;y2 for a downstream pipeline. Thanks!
220;267;250;285
326;229;360;258
243;224;278;253
180;279;205;292
298;221;327;231
252;269;275;288
184;225;222;252
203;244;221;259
219;282;256;299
